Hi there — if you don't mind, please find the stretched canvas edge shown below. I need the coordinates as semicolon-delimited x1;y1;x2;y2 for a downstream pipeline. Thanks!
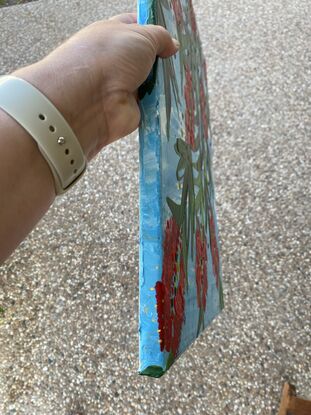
138;0;166;377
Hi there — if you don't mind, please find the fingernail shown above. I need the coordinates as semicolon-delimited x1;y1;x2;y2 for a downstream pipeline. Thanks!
173;38;180;50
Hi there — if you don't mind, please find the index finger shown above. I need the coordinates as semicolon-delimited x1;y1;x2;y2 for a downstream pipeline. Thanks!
141;24;180;58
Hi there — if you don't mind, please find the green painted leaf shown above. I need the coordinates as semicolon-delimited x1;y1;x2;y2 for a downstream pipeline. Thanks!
166;351;175;371
140;365;165;378
182;223;189;289
163;59;172;140
195;188;203;213
175;138;188;157
167;197;183;227
194;152;203;171
176;157;186;181
168;57;181;106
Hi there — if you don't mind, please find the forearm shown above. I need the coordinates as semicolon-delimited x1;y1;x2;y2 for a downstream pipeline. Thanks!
0;58;100;263
0;106;55;263
0;57;113;263
0;16;178;263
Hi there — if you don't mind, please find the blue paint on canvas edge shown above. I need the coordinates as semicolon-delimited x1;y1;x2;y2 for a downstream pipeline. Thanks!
138;0;166;373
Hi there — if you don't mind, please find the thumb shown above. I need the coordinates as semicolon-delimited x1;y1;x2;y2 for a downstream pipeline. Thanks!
141;24;180;58
109;13;137;24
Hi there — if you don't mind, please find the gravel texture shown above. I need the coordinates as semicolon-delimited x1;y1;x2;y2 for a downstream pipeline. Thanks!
0;0;310;414
0;1;37;8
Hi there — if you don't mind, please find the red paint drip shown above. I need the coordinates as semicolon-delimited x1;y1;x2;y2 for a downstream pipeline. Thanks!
200;78;209;140
172;0;183;27
184;64;196;150
155;218;186;357
189;0;198;34
195;225;208;311
209;211;220;289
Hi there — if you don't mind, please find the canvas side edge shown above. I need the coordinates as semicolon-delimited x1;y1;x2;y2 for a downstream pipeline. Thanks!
138;0;166;376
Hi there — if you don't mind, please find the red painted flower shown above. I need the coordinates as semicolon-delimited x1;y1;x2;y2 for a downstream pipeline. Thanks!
155;218;186;357
209;210;220;289
184;64;196;150
189;0;198;34
195;225;208;311
172;0;183;26
200;78;209;140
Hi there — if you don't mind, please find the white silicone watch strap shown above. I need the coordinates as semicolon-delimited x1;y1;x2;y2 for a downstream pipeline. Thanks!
0;75;87;195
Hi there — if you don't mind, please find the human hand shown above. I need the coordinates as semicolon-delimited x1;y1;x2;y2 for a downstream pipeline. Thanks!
12;13;179;160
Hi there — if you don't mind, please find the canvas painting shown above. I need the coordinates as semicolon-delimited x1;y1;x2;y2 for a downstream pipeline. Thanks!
138;0;224;378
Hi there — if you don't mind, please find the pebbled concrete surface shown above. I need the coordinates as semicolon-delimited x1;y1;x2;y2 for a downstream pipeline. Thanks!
0;1;37;8
0;0;310;414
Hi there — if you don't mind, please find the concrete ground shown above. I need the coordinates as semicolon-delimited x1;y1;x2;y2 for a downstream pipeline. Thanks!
0;0;310;414
0;0;36;7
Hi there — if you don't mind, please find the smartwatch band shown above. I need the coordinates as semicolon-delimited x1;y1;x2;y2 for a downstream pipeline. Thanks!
0;75;87;195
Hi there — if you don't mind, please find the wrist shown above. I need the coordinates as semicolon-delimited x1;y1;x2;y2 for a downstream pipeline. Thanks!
11;58;106;161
